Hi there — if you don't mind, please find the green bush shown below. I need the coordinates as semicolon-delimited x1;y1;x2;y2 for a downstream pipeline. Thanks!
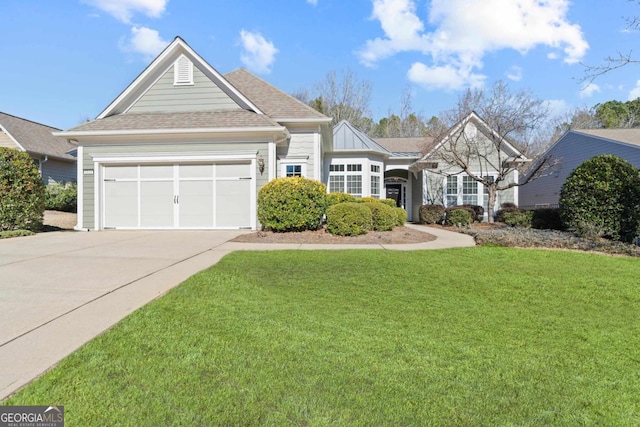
459;204;485;222
445;208;473;227
326;192;357;207
380;198;397;208
394;207;407;226
0;148;45;231
496;207;522;223
363;202;396;231
45;182;77;213
560;154;640;242
419;204;445;224
356;196;380;204
503;210;533;228
530;208;564;230
446;205;476;223
326;202;372;236
258;177;327;232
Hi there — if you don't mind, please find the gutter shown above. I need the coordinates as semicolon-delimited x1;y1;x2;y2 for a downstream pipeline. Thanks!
53;126;289;139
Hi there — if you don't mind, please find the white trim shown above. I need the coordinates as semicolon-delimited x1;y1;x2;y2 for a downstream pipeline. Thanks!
281;162;307;177
513;169;519;206
268;141;276;181
250;158;257;228
274;117;332;124
314;132;321;180
173;55;194;85
75;146;84;230
94;160;101;230
91;151;257;164
54;126;287;138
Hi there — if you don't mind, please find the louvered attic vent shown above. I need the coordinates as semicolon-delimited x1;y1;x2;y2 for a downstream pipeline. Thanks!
174;55;194;85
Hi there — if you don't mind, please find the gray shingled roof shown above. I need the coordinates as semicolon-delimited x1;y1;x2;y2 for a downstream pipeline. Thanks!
374;137;433;155
333;121;390;153
225;69;330;121
0;112;75;160
573;129;640;147
67;110;283;132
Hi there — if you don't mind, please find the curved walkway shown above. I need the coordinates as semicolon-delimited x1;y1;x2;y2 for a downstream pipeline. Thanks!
0;226;473;401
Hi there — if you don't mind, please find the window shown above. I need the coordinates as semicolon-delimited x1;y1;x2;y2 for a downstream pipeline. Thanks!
329;176;344;193
446;176;458;206
462;176;478;205
347;164;362;172
285;164;302;177
174;55;194;85
371;164;380;173
330;164;344;172
347;175;362;196
371;175;380;198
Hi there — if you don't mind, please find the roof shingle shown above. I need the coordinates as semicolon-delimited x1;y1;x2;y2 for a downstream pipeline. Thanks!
0;112;75;160
573;129;640;147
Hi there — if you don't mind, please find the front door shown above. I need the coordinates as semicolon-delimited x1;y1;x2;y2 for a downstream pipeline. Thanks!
386;184;402;207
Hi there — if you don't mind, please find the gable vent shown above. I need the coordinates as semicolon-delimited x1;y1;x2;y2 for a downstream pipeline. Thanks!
174;55;194;86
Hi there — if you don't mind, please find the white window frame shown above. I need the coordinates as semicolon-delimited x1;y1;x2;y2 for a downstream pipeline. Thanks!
370;162;383;198
329;162;363;197
280;159;307;178
444;173;496;208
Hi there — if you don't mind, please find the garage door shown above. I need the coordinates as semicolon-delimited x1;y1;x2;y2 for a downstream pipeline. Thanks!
103;163;253;229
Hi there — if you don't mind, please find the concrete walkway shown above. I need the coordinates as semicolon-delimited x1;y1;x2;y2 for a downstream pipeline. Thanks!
0;225;473;401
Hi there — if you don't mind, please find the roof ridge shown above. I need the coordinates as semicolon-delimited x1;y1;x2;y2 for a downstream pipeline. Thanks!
0;111;62;131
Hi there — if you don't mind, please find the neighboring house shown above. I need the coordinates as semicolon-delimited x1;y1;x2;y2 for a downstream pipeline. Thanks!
520;129;640;209
331;112;525;221
0;112;76;184
54;36;524;230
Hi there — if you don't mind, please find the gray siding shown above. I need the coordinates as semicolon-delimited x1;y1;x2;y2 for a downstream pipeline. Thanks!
277;132;316;179
520;132;640;209
41;159;76;185
410;173;422;222
128;65;240;114
81;142;269;229
0;131;19;149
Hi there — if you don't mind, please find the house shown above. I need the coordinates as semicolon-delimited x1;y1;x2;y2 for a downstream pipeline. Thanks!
519;129;640;209
0;112;76;184
55;36;524;230
330;112;525;222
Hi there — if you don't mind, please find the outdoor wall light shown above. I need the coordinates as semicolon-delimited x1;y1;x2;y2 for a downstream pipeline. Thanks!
258;156;265;175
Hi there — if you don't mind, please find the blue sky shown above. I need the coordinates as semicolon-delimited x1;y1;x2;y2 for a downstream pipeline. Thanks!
1;0;639;130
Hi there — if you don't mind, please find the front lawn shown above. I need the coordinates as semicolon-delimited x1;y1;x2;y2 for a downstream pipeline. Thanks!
4;248;639;425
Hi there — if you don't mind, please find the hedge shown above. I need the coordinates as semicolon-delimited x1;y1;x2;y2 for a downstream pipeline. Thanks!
327;192;357;207
394;207;407;226
419;204;445;224
362;202;396;231
326;202;372;236
45;182;77;213
445;208;473;226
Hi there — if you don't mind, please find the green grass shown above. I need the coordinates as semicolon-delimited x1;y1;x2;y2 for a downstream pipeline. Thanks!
0;229;34;239
4;248;640;426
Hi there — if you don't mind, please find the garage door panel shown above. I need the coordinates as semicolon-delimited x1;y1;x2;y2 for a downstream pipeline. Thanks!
140;165;173;179
179;180;214;228
140;181;174;228
179;164;214;179
104;166;137;179
216;163;250;178
104;181;138;228
216;180;251;228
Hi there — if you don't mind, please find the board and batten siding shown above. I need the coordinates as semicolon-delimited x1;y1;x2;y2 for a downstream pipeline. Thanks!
127;65;240;114
276;132;316;179
81;142;270;229
520;131;640;209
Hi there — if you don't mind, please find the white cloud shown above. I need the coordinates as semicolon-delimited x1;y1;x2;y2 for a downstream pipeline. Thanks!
359;0;589;90
407;62;484;90
545;99;570;117
239;30;278;74
628;81;640;100
507;66;523;82
579;83;601;99
120;26;169;59
83;0;167;23
307;0;317;5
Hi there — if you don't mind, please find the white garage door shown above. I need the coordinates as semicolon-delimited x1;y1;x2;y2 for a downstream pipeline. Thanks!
103;163;253;229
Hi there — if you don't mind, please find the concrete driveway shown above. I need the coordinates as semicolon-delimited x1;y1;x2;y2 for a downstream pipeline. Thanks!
0;230;245;400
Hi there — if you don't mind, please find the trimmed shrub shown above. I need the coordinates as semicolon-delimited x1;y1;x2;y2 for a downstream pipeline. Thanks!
560;154;640;243
394;207;407;226
530;208;564;230
380;198;397;208
258;177;327;232
446;205;476;222
459;204;485;222
363;202;397;231
326;202;372;236
356;196;380;204
445;208;473;227
419;204;445;224
45;182;77;213
496;207;522;223
500;202;518;209
327;192;357;207
503;210;533;228
0;147;45;231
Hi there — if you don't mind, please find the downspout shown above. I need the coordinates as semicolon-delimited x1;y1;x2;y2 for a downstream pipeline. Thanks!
40;155;48;182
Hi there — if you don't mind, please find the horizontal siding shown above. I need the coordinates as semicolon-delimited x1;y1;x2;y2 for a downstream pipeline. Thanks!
0;131;19;149
42;160;76;185
520;132;640;209
128;66;240;114
277;132;316;179
82;142;270;229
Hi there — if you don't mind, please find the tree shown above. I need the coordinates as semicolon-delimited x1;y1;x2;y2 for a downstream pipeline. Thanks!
294;68;374;132
372;86;429;137
594;99;640;128
426;81;551;222
0;147;46;231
